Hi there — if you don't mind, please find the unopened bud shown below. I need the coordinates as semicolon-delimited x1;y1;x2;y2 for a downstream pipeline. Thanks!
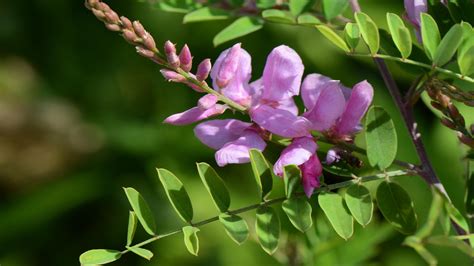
216;43;241;88
179;44;193;72
440;118;456;130
196;59;211;81
458;132;474;148
104;11;120;24
105;23;121;32
120;16;132;29
136;46;155;59
85;0;99;9
164;41;180;68
122;29;139;44
98;2;111;12
142;34;157;52
160;69;186;82
448;104;465;127
91;8;106;21
430;101;443;111
132;21;146;38
198;94;218;110
438;93;451;108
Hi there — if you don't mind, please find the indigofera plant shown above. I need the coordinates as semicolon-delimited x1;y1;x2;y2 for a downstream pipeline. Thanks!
80;0;474;265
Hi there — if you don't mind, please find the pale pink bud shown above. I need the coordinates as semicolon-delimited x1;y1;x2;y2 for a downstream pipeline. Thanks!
132;21;146;37
104;11;120;24
198;94;218;110
120;16;132;29
122;29;139;44
196;59;211;82
105;23;121;32
136;46;154;59
142;34;157;52
98;2;110;12
91;8;106;20
179;44;193;72
160;69;186;82
216;43;241;88
164;41;180;68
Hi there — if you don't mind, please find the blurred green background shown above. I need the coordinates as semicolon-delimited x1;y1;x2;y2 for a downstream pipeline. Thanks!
0;0;472;265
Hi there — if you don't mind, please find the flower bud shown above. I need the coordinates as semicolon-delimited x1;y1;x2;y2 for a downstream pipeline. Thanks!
198;94;218;110
136;46;155;59
105;23;121;32
216;43;241;88
98;2;111;12
132;21;146;38
440;118;456;130
160;69;186;82
91;8;106;21
142;34;157;52
120;16;132;29
122;29;139;44
164;41;180;68
430;101;443;111
458;132;474;148
104;11;120;24
179;44;193;72
196;59;211;81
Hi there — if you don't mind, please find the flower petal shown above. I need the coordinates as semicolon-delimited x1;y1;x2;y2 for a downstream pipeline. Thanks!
250;104;311;138
300;154;322;198
304;82;346;131
215;130;266;167
261;45;304;102
335;80;374;136
404;0;427;27
194;119;252;149
301;74;334;110
211;44;252;105
273;137;317;176
198;94;218;109
164;105;227;126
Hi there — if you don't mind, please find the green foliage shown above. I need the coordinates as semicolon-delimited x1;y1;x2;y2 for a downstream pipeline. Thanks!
282;197;313;232
262;9;295;24
183;7;231;23
318;192;354;240
344;23;360;51
256;206;280;255
386;13;412;58
345;184;373;227
123;187;156;236
433;24;464;66
126;247;154;260
283;164;301;198
127;211;138;246
213;17;264;46
157;168;194;223
445;201;470;233
155;0;201;13
79;249;122;265
196;162;231;212
182;226;200;256
426;236;473;257
289;0;314;16
218;214;249;245
420;13;441;60
256;0;276;9
365;106;398;170
316;25;350;52
355;12;380;55
376;181;417;234
322;0;349;20
297;13;321;26
249;149;273;200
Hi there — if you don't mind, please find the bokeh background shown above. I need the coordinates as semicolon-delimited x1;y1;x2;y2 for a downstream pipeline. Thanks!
0;1;472;265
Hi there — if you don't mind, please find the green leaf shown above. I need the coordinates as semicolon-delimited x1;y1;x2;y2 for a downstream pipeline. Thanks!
316;25;350;52
376;181;418;234
445;201;469;232
458;45;474;76
283;164;301;198
322;0;349;20
345;184;373;227
297;13;321;26
404;237;438;266
433;24;464;66
426;236;474;257
256;206;280;255
154;0;201;13
420;13;441;60
355;12;380;55
386;13;412;58
183;7;231;23
123;187;156;236
256;0;276;9
365;106;398;170
289;0;313;16
318;192;354;240
196;162;231;212
344;23;360;50
219;213;249;245
126;247;154;260
182;226;200;256
282;197;313;232
249;149;273;200
262;9;295;24
156;168;194;223
213;17;264;46
79;249;122;265
126;211;137;246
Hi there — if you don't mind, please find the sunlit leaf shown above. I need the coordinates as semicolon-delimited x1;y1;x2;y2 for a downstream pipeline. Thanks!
322;0;349;20
355;12;380;55
79;249;122;265
318;192;354;240
182;226;200;256
386;13;412;58
123;187;156;236
262;9;295;24
445;201;469;233
213;17;264;46
127;211;137;246
196;162;231;212
289;0;313;16
316;25;350;52
426;236;473;257
345;184;373;227
433;24;464;66
249;149;273;200
297;13;321;26
282;197;313;232
256;206;280;254
344;23;360;51
126;247;154;260
156;168;194;223
420;13;440;60
183;7;231;23
283;164;301;198
219;213;249;245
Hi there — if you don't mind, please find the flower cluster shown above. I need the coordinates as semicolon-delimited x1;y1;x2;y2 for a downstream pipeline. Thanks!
165;44;374;197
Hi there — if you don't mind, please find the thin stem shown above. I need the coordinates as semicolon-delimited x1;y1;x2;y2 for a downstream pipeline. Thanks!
350;53;474;83
122;170;408;254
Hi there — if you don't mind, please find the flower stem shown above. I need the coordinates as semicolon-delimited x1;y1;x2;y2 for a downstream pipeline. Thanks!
121;170;408;254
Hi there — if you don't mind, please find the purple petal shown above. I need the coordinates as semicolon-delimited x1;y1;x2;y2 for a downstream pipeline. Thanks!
304;82;346;131
301;74;334;110
215;130;266;167
211;44;252;105
198;94;218;109
164;105;227;125
335;80;374;136
300;154;322;198
404;0;427;27
261;45;304;102
277;97;299;116
250;104;311;138
326;148;341;165
194;119;252;149
273;137;317;176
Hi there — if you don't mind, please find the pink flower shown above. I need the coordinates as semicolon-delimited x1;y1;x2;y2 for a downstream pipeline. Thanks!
404;0;427;42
